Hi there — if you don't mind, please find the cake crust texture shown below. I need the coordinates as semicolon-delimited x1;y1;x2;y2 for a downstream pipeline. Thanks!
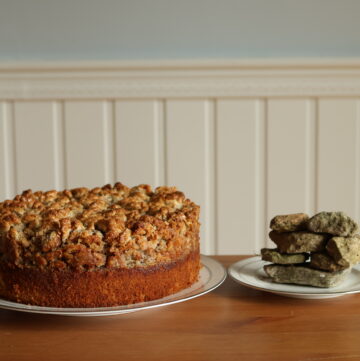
0;249;200;307
0;183;200;307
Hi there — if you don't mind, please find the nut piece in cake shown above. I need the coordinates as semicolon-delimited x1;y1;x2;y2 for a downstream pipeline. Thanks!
269;231;329;253
270;213;309;232
264;264;350;288
310;252;347;272
261;248;309;264
307;211;358;237
326;236;360;268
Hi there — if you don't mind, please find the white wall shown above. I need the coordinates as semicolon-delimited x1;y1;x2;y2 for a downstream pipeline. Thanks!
1;60;360;255
0;0;360;60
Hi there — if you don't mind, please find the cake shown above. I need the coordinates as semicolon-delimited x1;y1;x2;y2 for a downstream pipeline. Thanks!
0;183;200;307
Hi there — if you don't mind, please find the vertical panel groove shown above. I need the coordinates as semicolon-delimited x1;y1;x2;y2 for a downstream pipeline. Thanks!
163;100;168;186
113;100;119;182
254;99;260;251
153;99;165;187
160;99;166;186
102;100;115;184
10;102;17;196
213;99;219;255
356;98;360;222
52;102;60;189
52;101;65;190
259;98;269;250
314;98;319;213
254;99;267;251
61;101;68;188
153;101;160;186
112;100;117;183
0;102;6;199
304;98;316;215
1;102;16;198
102;101;110;183
204;99;216;254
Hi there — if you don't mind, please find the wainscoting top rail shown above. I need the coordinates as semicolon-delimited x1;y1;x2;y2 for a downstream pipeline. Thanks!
1;59;360;99
1;58;360;71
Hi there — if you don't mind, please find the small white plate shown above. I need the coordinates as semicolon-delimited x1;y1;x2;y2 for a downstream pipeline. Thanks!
0;256;226;316
228;256;360;299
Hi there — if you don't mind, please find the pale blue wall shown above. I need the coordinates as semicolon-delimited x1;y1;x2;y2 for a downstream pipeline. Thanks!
0;0;359;60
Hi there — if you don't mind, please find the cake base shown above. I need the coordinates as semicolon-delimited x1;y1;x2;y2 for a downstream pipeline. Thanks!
0;251;200;308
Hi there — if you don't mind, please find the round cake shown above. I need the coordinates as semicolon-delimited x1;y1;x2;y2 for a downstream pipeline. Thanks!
0;183;200;307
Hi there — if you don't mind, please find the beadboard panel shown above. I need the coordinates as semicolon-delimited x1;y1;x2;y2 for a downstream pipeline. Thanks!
216;99;266;254
0;102;16;200
64;101;114;189
266;99;317;246
165;100;216;254
115;100;164;188
14;101;59;193
317;99;360;220
0;97;359;255
1;61;360;255
0;103;6;200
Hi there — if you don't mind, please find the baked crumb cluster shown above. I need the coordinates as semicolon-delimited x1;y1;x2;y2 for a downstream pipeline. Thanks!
0;183;200;271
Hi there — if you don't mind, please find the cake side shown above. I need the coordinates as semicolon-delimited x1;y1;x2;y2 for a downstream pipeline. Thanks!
0;249;200;307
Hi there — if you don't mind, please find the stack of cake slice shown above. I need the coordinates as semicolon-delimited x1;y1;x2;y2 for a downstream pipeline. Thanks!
261;212;360;288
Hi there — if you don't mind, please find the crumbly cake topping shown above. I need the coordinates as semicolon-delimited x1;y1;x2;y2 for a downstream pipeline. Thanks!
0;183;200;271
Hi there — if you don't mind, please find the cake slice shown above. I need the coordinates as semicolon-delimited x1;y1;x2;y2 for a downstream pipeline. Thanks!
270;213;309;232
310;252;348;272
261;248;308;264
264;264;350;288
326;235;360;267
307;212;358;237
269;231;329;253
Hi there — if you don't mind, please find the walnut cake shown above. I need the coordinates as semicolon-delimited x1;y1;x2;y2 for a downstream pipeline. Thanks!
0;183;200;307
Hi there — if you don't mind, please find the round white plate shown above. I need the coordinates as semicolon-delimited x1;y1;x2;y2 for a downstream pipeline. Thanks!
0;255;226;316
228;256;360;299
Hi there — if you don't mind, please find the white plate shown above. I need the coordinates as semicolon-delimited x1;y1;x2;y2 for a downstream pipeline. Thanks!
228;256;360;299
0;255;226;316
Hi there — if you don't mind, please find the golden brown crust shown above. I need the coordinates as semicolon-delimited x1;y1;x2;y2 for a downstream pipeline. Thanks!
0;250;200;307
0;183;200;271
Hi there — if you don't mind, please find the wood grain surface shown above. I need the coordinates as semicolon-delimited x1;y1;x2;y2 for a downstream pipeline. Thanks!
1;256;360;361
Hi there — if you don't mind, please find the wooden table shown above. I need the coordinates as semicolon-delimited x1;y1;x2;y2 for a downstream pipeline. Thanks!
1;256;360;361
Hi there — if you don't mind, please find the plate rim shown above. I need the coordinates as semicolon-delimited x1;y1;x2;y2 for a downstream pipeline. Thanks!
0;255;226;316
228;256;360;298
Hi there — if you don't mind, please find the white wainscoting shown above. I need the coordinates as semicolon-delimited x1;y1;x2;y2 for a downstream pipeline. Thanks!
1;60;360;255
